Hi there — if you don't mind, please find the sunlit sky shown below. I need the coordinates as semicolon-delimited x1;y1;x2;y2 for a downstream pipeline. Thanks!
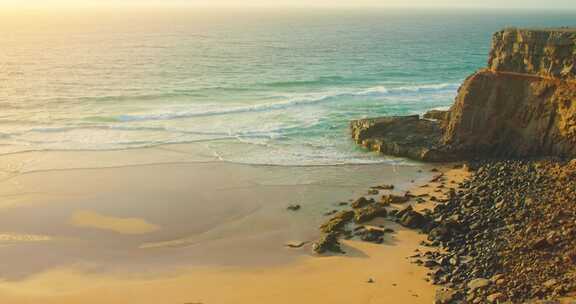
2;0;576;9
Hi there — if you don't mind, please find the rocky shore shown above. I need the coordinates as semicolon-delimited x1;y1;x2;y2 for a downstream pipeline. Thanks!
312;159;576;303
313;27;576;304
351;28;576;162
422;159;576;303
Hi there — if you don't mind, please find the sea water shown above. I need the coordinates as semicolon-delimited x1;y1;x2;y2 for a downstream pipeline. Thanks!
1;9;574;165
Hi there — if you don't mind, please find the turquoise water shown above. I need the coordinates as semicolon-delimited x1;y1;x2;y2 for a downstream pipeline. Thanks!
1;9;574;165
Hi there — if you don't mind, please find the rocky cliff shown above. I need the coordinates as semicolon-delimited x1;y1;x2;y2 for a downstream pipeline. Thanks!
352;28;576;161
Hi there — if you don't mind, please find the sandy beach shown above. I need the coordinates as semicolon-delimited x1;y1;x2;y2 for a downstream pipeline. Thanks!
0;143;464;303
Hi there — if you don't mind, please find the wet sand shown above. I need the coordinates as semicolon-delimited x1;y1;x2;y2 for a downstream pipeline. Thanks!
0;145;461;303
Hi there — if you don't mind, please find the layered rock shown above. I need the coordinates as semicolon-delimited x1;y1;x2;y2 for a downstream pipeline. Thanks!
488;28;576;80
350;115;453;161
351;28;576;161
442;70;576;158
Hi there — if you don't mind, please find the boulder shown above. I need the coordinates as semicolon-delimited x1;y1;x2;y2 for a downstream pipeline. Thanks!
396;206;428;229
312;232;343;254
468;278;491;291
381;194;409;205
434;288;458;304
319;210;354;234
351;197;375;209
354;204;387;223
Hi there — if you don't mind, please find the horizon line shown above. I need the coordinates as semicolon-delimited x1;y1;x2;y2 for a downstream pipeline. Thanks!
3;4;576;11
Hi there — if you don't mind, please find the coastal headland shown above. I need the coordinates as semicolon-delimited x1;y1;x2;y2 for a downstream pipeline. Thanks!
336;28;576;303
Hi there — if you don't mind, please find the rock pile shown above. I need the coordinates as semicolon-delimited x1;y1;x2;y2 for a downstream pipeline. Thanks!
419;159;576;303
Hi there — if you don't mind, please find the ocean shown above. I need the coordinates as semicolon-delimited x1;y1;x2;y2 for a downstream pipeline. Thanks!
1;9;574;165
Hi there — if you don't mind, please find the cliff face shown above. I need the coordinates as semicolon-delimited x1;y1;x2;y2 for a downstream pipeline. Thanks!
488;29;576;80
443;29;576;158
351;28;576;161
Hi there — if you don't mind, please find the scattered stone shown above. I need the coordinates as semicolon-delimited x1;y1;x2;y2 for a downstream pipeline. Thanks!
286;204;301;211
351;197;375;209
312;232;343;254
359;228;385;243
398;208;428;229
285;241;308;248
354;204;387;224
486;292;505;303
323;210;338;216
468;278;490;291
381;194;409;205
434;288;457;304
319;210;354;234
371;184;394;190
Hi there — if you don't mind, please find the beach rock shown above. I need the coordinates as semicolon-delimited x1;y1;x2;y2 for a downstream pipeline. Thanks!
359;228;385;243
398;209;428;229
424;109;451;121
486;292;505;303
354;204;387;224
468;278;491;291
371;184;395;190
434;288;458;304
381;194;409;205
285;241;308;248
312;232;343;254
350;115;451;162
319;210;354;234
286;204;301;211
351;197;375;209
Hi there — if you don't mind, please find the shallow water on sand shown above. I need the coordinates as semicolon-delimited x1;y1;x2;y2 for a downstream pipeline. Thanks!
0;147;435;279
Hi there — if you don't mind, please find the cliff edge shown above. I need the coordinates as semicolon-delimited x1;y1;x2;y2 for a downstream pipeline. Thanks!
352;28;576;161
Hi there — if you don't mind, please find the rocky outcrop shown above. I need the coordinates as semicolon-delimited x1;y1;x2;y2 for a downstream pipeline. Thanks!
351;28;576;161
350;115;453;161
442;70;576;158
488;28;576;80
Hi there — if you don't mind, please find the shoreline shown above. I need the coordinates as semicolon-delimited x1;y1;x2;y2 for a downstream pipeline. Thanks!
0;148;454;303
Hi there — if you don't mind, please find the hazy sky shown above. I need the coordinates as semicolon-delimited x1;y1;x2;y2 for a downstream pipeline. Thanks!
2;0;576;9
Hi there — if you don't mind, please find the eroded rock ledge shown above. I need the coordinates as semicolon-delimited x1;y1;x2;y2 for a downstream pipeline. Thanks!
351;28;576;162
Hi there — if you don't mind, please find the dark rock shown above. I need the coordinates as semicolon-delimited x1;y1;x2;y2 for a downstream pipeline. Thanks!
312;232;343;254
399;209;429;229
434;288;458;304
287;204;301;211
371;184;395;190
381;194;410;205
351;197;375;209
359;228;385;243
319;210;354;234
354;204;387;223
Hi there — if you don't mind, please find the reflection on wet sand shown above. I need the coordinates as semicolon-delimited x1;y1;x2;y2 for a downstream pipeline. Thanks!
0;148;436;303
71;210;160;235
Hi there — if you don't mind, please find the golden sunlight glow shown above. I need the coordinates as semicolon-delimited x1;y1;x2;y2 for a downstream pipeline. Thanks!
1;0;575;9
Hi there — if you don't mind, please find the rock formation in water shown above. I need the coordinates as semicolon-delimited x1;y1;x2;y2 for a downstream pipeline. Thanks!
351;28;576;161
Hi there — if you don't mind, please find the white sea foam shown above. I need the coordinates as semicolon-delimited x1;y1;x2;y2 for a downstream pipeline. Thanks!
108;82;458;123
